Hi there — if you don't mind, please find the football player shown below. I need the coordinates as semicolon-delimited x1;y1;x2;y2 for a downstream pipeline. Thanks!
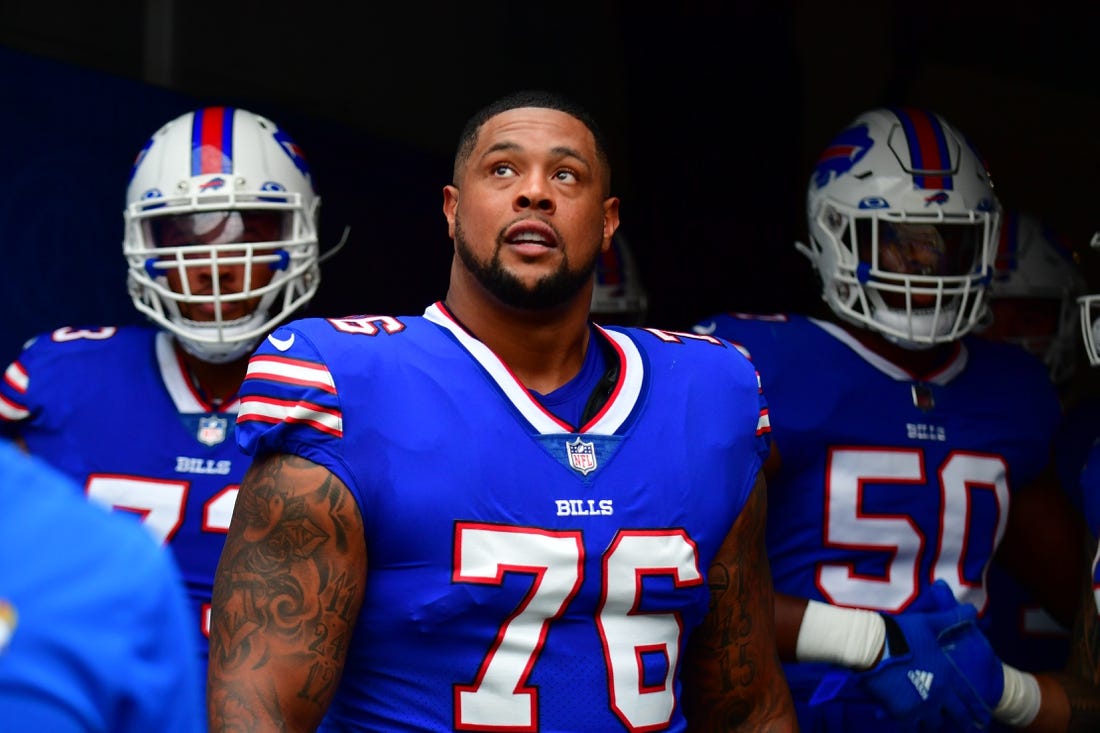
692;107;1084;731
0;106;338;696
207;89;798;732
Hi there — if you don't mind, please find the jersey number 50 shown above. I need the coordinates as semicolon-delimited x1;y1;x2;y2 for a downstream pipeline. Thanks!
820;447;1009;615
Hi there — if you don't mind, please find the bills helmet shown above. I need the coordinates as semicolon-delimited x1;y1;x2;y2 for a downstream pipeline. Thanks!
799;107;1000;347
984;211;1084;383
123;106;321;363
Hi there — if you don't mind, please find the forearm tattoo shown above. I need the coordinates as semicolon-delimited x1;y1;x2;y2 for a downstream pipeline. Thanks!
208;454;365;731
683;477;795;731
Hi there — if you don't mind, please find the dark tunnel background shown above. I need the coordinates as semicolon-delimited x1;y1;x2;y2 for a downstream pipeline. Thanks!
2;2;1098;363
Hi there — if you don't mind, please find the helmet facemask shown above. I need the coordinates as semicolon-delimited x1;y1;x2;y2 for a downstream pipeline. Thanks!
126;199;320;363
809;203;995;348
1080;293;1100;368
1079;232;1100;368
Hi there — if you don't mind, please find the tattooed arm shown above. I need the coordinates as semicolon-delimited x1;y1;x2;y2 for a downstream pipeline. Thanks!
682;469;799;732
207;452;367;733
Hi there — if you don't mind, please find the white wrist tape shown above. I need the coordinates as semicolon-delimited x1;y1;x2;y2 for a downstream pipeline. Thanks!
795;599;886;670
994;663;1040;727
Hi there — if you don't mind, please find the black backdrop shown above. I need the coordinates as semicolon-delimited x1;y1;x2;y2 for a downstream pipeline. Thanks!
2;3;1098;364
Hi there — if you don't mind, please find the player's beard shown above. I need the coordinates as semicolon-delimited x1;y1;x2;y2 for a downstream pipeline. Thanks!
454;218;600;311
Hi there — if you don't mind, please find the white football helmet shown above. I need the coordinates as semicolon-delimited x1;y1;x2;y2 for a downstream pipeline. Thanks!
985;211;1084;383
591;232;648;326
1079;232;1100;367
123;106;321;363
798;107;1001;347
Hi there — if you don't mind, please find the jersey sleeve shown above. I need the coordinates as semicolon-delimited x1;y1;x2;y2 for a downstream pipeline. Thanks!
746;353;772;461
704;323;774;466
688;328;772;514
0;332;45;435
732;339;772;488
236;324;354;489
0;326;123;438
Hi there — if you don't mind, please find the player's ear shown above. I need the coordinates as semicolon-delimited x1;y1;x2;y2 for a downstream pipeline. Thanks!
601;198;620;250
443;185;459;238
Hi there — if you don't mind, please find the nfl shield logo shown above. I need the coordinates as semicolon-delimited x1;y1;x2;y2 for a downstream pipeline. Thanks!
197;415;228;446
911;384;935;412
566;436;598;476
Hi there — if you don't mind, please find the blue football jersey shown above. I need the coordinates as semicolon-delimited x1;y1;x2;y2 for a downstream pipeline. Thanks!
981;399;1100;675
1079;440;1100;620
0;324;246;690
691;312;1062;729
0;438;204;733
236;303;770;732
1055;397;1100;513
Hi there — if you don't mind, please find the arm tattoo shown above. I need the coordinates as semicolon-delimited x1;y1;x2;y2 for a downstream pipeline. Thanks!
682;472;797;731
208;453;366;732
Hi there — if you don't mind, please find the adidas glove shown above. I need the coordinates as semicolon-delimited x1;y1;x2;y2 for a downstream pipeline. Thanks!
858;594;1003;732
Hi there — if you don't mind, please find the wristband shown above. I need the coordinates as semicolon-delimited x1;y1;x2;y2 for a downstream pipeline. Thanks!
795;600;886;670
993;663;1040;727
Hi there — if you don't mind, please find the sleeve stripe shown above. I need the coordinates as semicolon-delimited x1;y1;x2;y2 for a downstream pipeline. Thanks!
756;409;771;436
238;396;343;437
0;392;29;421
4;362;28;393
245;356;337;393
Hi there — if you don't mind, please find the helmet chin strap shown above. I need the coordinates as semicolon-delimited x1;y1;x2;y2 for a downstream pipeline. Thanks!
879;330;939;351
862;290;961;348
173;313;267;364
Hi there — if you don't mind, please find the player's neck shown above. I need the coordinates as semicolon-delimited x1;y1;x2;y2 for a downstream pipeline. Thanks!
443;288;592;395
840;321;957;379
176;346;248;408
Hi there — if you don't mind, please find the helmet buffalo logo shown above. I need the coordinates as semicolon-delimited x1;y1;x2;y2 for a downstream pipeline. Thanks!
812;124;874;189
923;191;949;206
198;177;226;192
274;129;313;179
128;137;155;185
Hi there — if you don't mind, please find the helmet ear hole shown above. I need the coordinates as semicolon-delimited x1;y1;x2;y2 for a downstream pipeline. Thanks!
804;107;1001;347
122;106;322;363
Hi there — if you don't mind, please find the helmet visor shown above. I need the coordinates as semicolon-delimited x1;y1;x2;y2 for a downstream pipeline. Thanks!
856;220;982;277
146;210;290;248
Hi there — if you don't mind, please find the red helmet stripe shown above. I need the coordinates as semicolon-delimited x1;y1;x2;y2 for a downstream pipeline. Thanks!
191;106;235;176
893;107;952;190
